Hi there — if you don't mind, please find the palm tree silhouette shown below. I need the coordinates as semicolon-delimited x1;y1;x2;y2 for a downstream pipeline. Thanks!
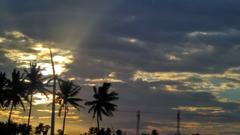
85;82;119;132
57;79;84;135
5;69;27;123
0;72;8;106
24;63;48;126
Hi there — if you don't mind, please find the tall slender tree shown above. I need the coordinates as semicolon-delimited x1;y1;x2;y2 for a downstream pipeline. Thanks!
57;79;84;135
5;69;26;123
85;82;119;132
24;63;48;126
50;48;56;135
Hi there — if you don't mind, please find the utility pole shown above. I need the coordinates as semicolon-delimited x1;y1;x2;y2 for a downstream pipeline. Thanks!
50;49;56;135
136;111;140;135
177;110;181;135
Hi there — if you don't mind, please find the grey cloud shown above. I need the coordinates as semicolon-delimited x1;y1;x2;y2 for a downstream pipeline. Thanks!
1;0;240;134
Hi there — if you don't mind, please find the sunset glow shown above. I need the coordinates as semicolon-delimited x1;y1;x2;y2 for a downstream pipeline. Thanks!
33;93;53;105
2;32;74;75
1;1;240;135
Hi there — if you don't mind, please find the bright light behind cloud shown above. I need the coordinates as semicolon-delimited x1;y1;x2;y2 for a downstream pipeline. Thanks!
1;31;74;76
33;93;53;105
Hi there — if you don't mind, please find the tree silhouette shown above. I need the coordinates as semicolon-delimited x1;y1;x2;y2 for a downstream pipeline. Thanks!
5;69;26;123
57;79;84;135
116;130;122;135
89;127;98;135
35;123;50;135
24;63;48;126
85;82;119;133
0;72;8;106
18;123;32;135
151;130;158;135
0;121;31;135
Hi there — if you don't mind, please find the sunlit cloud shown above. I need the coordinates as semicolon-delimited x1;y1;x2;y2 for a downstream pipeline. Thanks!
173;106;226;114
133;71;193;82
186;29;240;39
37;109;52;113
0;37;6;43
33;93;53;105
181;44;214;55
38;116;51;119
133;69;240;102
119;37;146;47
5;31;26;38
85;72;124;86
0;31;74;76
187;31;227;38
133;69;240;92
165;54;181;61
0;109;29;123
164;85;177;92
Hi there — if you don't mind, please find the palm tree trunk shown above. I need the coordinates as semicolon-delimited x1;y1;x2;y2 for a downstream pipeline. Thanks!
27;94;33;126
8;103;14;123
97;115;100;134
62;105;67;135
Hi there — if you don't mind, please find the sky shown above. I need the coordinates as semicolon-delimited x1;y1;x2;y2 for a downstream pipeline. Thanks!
0;0;240;135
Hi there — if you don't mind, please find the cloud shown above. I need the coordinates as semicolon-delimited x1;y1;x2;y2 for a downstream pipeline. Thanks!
172;106;226;115
187;31;228;38
0;31;74;75
1;0;240;134
132;69;240;99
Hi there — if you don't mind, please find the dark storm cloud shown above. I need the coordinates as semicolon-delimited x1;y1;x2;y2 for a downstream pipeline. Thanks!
2;0;240;73
68;0;240;74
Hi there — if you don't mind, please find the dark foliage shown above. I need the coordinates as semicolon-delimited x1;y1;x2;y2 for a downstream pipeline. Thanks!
85;83;119;131
0;121;31;135
34;123;50;135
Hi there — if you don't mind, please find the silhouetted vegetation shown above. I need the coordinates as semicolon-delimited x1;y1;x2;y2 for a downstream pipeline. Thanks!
24;63;49;127
85;83;119;133
5;69;27;123
0;121;31;135
151;130;158;135
0;61;121;135
34;123;50;135
82;127;124;135
0;51;206;135
57;79;84;135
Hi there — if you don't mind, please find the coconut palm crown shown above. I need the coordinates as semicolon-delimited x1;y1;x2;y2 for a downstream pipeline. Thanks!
57;79;84;135
85;82;119;131
5;69;27;123
24;63;48;126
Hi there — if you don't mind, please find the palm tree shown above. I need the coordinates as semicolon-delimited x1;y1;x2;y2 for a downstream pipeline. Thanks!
85;82;119;132
24;63;48;126
0;72;8;106
5;69;27;123
57;79;83;135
